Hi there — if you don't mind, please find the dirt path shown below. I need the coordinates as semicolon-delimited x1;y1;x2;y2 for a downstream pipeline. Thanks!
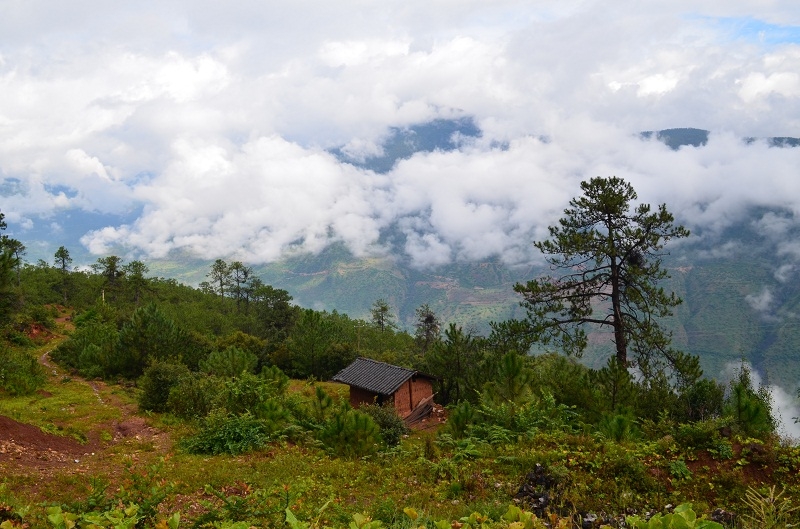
0;315;171;478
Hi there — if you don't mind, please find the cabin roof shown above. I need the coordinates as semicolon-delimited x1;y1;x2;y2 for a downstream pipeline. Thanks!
331;357;434;396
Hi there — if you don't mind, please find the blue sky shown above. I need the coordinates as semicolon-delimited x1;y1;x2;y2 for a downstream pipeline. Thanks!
0;0;799;271
717;16;800;45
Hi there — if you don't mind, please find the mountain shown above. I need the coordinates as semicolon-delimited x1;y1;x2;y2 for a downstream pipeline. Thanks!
331;117;482;173
242;211;800;390
12;119;800;389
642;127;800;150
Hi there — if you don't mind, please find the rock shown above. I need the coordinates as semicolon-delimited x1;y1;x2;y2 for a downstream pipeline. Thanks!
514;464;558;518
711;508;736;525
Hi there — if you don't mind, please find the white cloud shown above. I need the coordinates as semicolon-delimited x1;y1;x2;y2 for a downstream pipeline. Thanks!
745;287;773;314
1;1;800;267
722;362;800;442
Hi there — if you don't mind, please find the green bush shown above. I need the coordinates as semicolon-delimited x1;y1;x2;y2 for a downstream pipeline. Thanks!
724;363;776;439
318;406;381;458
200;346;258;377
220;371;289;420
626;503;722;528
181;410;275;455
447;400;475;439
51;321;117;376
138;361;191;413
674;418;726;450
598;411;641;442
114;303;189;378
359;403;409;447
0;346;46;396
167;374;225;419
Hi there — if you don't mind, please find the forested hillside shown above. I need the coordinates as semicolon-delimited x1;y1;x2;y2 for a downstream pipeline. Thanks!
2;190;800;527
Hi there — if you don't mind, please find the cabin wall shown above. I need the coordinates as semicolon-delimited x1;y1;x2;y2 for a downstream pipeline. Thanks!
349;386;379;408
411;377;433;408
393;377;434;418
348;377;435;419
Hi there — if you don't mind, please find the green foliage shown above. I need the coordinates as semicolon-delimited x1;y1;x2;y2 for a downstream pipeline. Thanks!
260;364;290;394
592;356;635;413
447;400;476;439
724;362;776;439
219;372;289;421
284;309;357;380
677;378;725;423
597;411;640;443
528;353;597;421
166;374;224;419
414;303;441;354
424;323;484;404
513;176;690;371
669;459;692;481
740;486;799;529
482;351;535;406
307;385;336;426
114;458;176;526
115;303;190;378
370;298;397;332
51;319;118;376
200;346;258;377
358;403;408;447
191;485;283;528
317;406;381;458
626;503;722;528
0;346;46;396
181;410;275;455
674;419;727;451
138;361;191;413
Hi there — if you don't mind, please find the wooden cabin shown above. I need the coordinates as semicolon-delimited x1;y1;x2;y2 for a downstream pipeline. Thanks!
332;357;436;424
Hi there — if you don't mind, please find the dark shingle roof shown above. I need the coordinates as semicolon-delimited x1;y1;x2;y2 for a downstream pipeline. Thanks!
331;357;433;395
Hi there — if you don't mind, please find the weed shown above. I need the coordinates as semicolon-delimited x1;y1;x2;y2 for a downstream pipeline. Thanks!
180;410;274;455
359;403;408;447
625;503;722;528
740;485;799;529
669;459;692;481
0;347;46;396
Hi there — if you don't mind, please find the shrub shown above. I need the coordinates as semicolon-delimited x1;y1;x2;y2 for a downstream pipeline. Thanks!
167;374;225;419
220;371;288;419
597;411;640;442
723;362;776;440
138;361;191;413
51;321;117;375
0;346;46;396
447;400;475;439
359;403;408;447
318;406;381;458
626;504;722;528
674;418;726;451
114;304;189;378
181;410;274;455
200;346;258;377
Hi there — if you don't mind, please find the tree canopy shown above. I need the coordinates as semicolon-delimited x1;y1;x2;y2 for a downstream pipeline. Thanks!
514;176;691;375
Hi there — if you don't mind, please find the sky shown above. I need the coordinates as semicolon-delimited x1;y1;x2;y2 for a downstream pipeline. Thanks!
1;0;800;269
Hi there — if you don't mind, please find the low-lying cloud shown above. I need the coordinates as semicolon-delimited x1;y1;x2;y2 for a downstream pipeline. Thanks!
1;1;799;269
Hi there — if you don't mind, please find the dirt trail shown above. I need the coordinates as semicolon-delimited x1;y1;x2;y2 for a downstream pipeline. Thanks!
0;315;171;477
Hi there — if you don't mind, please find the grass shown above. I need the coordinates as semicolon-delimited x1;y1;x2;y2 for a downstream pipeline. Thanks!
3;347;800;528
0;346;129;443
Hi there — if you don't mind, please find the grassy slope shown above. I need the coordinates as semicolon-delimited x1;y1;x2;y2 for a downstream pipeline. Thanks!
1;324;800;527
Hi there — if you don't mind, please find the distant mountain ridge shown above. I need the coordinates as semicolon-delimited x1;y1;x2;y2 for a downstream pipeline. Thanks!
641;127;800;150
11;119;800;390
330;117;482;173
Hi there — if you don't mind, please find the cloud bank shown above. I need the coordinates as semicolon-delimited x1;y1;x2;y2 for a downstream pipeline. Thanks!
1;1;800;269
